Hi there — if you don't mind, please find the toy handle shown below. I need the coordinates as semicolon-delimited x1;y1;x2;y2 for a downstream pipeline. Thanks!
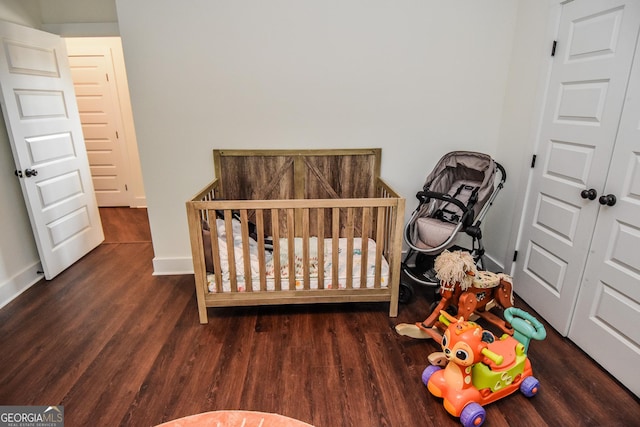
504;307;546;341
481;348;504;366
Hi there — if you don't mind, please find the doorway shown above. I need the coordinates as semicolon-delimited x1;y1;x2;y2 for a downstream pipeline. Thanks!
65;37;146;208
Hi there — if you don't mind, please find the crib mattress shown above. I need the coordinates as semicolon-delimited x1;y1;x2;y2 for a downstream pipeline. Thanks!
206;221;389;293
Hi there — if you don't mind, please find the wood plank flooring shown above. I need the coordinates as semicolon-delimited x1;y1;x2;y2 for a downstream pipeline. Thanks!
99;207;152;243
0;208;637;426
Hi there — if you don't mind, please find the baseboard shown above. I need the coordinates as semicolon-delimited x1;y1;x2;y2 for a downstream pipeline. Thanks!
129;196;147;209
0;262;44;310
482;253;504;273
152;256;193;275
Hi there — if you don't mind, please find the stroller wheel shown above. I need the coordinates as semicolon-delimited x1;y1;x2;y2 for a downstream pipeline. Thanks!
398;281;414;304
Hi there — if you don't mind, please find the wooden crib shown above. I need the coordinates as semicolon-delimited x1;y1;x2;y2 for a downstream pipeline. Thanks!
186;149;405;323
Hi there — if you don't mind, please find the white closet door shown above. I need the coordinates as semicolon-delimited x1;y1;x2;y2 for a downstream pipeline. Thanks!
515;0;640;335
568;33;640;397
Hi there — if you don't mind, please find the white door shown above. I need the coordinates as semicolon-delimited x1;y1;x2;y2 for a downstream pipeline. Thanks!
515;0;640;335
0;21;103;279
66;43;130;207
568;35;640;397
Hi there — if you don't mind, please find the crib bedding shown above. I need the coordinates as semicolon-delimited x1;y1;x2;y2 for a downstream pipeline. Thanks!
206;218;389;293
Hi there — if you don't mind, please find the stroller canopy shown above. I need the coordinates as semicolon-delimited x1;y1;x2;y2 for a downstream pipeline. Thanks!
423;151;496;212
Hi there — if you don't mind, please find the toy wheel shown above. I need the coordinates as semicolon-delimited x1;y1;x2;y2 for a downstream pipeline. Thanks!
520;376;540;397
421;365;441;386
460;402;486;427
399;281;414;304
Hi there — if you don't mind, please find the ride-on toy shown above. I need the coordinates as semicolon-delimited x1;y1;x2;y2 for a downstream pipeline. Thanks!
396;250;515;341
422;307;546;427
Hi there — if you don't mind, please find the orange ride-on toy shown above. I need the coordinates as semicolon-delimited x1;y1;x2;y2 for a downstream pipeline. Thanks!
422;307;546;427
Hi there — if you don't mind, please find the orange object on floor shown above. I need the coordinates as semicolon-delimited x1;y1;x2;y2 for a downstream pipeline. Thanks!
156;410;314;427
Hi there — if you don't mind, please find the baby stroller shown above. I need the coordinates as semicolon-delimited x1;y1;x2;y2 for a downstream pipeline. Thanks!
399;151;506;303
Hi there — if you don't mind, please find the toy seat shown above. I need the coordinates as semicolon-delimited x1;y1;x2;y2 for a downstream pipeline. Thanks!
472;270;500;289
485;337;518;371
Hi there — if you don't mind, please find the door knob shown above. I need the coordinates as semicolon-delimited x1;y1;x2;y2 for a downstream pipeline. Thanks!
580;188;597;200
25;168;38;177
598;194;616;206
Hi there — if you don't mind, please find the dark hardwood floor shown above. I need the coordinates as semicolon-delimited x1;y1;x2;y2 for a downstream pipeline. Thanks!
0;208;637;426
99;207;152;243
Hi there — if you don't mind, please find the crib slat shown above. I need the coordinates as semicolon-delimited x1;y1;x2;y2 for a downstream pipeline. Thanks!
239;210;253;293
302;208;310;290
345;207;354;289
286;209;296;291
208;209;223;294
360;207;370;289
223;210;238;293
316;208;325;289
255;210;267;292
331;207;339;289
272;209;281;291
384;205;392;260
374;207;385;288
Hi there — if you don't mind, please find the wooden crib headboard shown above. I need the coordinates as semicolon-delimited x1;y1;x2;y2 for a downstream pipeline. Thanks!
213;149;382;201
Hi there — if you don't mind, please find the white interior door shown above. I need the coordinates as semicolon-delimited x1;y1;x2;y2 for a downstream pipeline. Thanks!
66;42;131;207
568;34;640;397
515;0;640;335
0;21;103;280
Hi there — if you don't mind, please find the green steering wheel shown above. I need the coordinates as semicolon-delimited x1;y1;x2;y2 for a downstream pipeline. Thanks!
504;307;546;352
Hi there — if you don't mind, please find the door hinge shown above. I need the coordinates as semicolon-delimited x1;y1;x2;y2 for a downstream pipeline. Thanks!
513;250;518;262
551;40;557;57
106;73;109;82
531;154;537;168
125;184;128;191
115;131;119;139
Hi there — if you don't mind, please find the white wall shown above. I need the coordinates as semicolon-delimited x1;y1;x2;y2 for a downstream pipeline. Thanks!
0;0;556;308
116;0;542;274
37;0;117;23
0;0;41;28
485;0;555;271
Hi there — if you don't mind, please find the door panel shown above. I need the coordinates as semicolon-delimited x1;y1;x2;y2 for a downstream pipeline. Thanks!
568;37;640;396
0;21;103;280
515;0;640;335
68;49;129;206
567;5;624;60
